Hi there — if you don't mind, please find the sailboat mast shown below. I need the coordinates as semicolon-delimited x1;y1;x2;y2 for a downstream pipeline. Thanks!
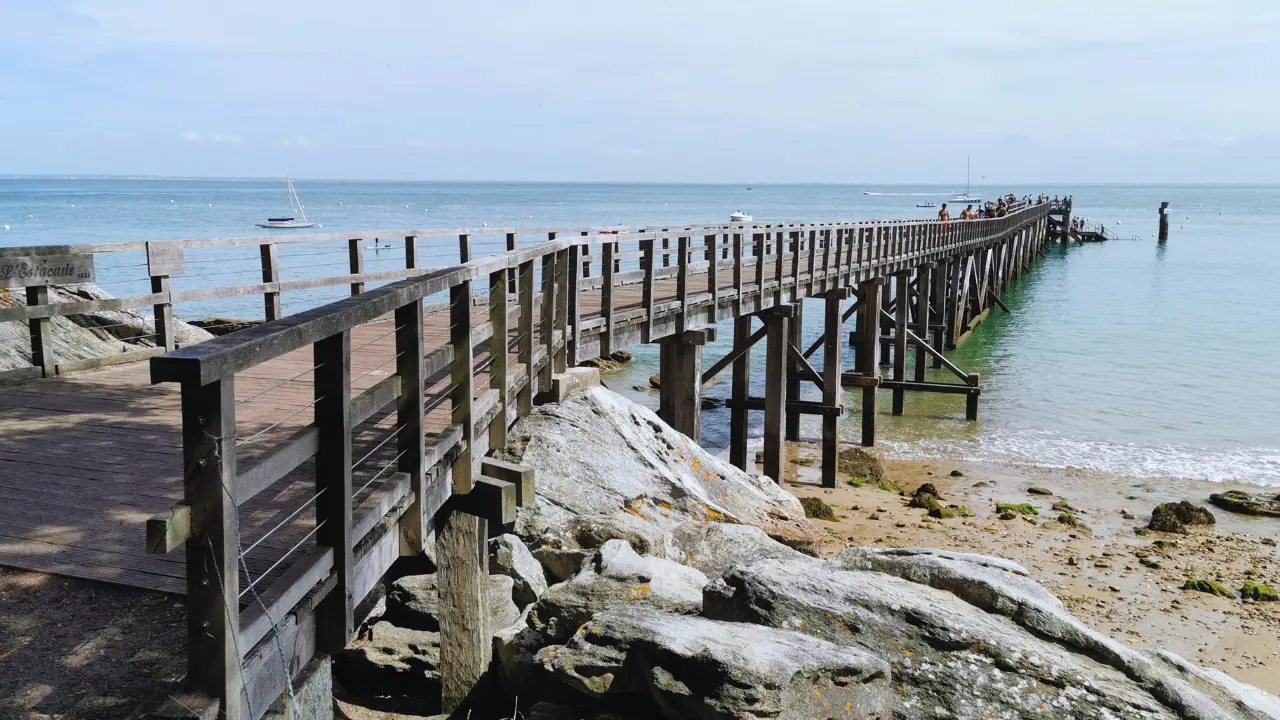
966;156;970;195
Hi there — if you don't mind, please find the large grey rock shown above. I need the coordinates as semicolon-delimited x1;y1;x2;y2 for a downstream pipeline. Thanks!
549;607;893;720
529;539;707;642
0;283;212;372
664;521;805;578
332;621;440;696
491;533;549;608
533;544;593;583
384;573;521;634
495;387;820;554
705;554;1279;719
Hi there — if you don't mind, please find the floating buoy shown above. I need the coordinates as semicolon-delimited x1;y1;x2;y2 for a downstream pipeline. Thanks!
2;224;9;231
170;199;174;203
1219;211;1223;215
405;204;409;208
1116;220;1122;225
208;203;212;207
70;203;75;208
1181;225;1185;230
27;213;34;218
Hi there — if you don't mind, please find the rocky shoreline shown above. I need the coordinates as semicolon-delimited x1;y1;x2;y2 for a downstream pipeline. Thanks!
333;386;1280;719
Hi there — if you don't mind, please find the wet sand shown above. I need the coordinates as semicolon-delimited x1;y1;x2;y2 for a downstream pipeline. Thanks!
778;445;1280;693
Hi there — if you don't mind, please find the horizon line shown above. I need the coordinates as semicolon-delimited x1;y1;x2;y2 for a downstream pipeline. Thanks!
0;174;1275;186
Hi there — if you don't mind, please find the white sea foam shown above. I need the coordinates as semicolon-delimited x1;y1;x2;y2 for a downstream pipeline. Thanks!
885;430;1280;487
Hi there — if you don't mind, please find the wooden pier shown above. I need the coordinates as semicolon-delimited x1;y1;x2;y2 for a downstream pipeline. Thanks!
0;198;1064;718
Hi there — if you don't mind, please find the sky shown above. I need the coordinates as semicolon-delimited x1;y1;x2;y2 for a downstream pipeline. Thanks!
1;1;1279;183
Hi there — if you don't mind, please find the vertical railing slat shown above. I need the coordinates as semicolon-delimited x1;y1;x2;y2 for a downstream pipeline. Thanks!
314;330;353;651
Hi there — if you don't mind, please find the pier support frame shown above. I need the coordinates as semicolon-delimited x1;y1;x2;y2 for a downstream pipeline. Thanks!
891;271;910;416
762;306;792;483
820;289;850;487
856;278;884;446
658;329;712;442
729;316;753;471
785;300;804;441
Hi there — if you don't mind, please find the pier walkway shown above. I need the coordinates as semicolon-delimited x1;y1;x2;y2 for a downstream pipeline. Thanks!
0;198;1065;717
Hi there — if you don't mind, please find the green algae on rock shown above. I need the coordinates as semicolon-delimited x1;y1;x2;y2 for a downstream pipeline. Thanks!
799;496;837;522
1241;581;1279;601
996;502;1039;516
1183;579;1234;598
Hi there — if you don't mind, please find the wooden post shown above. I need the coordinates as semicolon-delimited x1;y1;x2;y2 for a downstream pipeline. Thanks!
437;278;487;713
539;252;556;394
931;258;947;368
914;264;932;383
763;308;789;483
349;238;365;295
879;280;891;366
821;290;844;488
891;272;908;415
601;242;615;356
753;232;765;298
405;235;419;270
260;244;282;321
566;245;580;367
554;249;569;373
516;261;534;417
706;233;719;312
966;373;981;421
25;286;55;376
640;238;655;343
1158;201;1170;241
580;230;591;277
859;278;883;446
489;268;509;450
179;377;241;719
729;314;752;471
676;236;690;334
657;331;705;441
314;331;354;653
785;300;803;441
151;274;176;351
505;233;517;293
732;232;744;317
396;299;426;556
459;233;472;263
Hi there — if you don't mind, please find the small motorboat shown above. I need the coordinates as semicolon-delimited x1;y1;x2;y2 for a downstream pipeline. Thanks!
729;211;752;222
916;202;938;208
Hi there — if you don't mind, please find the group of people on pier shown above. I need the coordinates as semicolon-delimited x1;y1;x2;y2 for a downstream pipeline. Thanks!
938;192;1055;222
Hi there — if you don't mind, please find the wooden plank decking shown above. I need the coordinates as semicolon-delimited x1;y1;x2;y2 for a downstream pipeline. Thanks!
0;262;707;594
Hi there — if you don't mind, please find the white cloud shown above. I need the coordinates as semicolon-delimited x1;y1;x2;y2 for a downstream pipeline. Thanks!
182;130;201;142
212;133;241;144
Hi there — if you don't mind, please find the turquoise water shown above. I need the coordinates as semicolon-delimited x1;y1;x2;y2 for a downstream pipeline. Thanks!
3;178;1278;485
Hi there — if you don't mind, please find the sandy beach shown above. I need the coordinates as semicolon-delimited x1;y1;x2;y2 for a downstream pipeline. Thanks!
779;445;1280;694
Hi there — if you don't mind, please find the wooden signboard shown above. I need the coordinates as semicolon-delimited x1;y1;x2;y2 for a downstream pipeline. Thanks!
146;242;186;276
0;254;95;288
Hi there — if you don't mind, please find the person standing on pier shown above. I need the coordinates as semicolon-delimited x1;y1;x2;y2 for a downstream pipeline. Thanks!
938;203;950;222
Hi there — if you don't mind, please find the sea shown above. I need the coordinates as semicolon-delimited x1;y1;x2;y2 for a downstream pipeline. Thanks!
3;177;1279;486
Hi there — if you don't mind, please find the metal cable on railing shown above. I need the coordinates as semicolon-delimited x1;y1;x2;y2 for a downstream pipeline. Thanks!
236;397;324;447
238;520;326;600
235;362;324;407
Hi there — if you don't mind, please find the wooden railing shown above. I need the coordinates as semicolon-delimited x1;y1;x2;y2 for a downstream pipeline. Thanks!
140;201;1050;718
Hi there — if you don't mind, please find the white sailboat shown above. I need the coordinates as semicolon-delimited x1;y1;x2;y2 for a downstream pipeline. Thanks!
257;170;316;229
949;157;982;204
